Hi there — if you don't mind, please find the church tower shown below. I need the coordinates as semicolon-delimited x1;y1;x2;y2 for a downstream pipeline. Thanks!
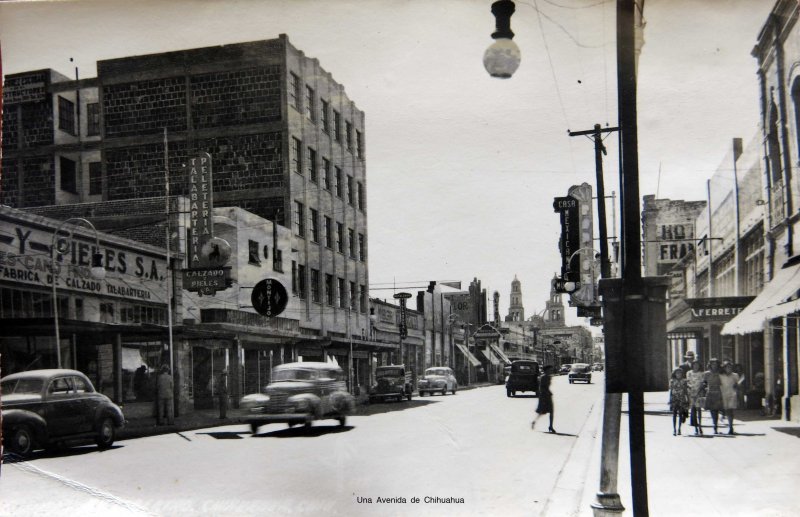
546;274;566;326
505;275;525;322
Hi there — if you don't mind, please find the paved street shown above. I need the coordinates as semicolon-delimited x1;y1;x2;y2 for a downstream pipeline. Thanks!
1;376;602;517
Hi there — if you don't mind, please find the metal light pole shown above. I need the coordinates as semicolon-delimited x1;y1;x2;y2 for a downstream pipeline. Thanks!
51;218;106;368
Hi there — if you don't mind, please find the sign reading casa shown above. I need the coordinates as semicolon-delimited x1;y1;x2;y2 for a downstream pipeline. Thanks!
0;212;167;304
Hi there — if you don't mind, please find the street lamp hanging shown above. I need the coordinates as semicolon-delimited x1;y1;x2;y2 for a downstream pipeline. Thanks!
484;0;521;79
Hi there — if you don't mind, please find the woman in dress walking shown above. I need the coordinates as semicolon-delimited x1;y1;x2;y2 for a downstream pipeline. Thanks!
719;361;740;434
669;367;690;435
531;365;555;433
686;360;705;435
703;358;724;434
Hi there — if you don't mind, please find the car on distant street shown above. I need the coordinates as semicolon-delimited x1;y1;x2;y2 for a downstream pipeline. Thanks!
505;360;540;397
369;364;413;402
559;364;573;375
1;369;125;457
568;363;592;384
240;362;355;432
418;367;457;396
592;362;604;371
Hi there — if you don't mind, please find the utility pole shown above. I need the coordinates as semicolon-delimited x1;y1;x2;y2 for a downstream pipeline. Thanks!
569;124;624;516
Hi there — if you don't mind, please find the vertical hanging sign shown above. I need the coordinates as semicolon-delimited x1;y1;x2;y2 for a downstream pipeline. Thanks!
187;152;213;268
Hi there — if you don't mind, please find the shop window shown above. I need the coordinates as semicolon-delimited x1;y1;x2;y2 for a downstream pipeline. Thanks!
100;302;115;323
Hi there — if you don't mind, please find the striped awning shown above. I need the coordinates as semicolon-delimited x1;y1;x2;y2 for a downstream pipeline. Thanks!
455;343;482;367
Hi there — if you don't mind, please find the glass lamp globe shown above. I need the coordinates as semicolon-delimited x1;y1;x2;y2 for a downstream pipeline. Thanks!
90;252;107;280
483;38;521;79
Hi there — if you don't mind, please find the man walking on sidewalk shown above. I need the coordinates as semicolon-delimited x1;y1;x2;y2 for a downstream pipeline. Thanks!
157;365;174;426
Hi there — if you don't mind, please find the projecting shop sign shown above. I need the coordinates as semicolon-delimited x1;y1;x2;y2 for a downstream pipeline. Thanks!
187;152;214;267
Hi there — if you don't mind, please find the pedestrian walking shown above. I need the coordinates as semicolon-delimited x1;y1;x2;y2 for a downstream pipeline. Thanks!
703;358;724;434
157;365;174;425
218;370;229;419
679;350;695;375
531;365;555;433
669;367;690;435
720;361;740;435
686;360;705;435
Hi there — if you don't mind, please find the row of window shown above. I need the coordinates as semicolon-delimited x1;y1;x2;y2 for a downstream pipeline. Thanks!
59;157;102;196
293;201;366;260
289;72;364;158
246;239;284;272
291;262;367;312
58;96;100;137
290;138;366;210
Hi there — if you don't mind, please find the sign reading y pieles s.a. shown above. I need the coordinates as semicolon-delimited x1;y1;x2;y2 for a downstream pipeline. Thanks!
186;152;213;267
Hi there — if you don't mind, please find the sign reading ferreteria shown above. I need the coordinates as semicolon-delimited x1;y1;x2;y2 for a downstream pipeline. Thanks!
687;297;755;323
187;152;214;267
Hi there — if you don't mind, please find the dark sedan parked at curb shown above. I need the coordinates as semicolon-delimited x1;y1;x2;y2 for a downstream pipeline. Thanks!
568;363;593;384
1;369;125;457
368;365;413;402
418;367;457;396
506;360;540;397
240;362;355;433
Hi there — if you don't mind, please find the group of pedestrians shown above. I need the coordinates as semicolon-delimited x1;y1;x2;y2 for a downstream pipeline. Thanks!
669;351;744;436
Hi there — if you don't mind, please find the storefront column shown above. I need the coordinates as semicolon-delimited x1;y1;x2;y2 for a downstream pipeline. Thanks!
114;333;123;404
783;316;792;421
232;336;241;408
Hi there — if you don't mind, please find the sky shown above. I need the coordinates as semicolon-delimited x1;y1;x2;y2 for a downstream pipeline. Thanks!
0;0;775;326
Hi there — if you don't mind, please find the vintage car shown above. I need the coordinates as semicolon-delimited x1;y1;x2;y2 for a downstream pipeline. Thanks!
1;369;125;457
559;364;573;375
418;367;457;396
568;363;593;384
506;360;540;397
592;362;604;372
368;364;412;402
240;362;354;432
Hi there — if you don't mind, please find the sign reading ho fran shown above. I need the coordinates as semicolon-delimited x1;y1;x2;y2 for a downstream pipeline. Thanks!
186;152;213;267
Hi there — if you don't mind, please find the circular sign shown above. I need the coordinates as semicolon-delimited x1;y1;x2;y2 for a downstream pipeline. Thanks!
201;237;232;267
393;292;412;299
251;278;288;317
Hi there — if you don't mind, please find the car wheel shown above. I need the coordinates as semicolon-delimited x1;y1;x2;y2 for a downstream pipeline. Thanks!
569;379;573;384
512;390;517;397
338;417;347;427
452;385;457;395
506;390;512;398
407;393;412;401
304;420;312;429
9;425;35;456
95;417;116;449
442;387;447;396
251;422;261;433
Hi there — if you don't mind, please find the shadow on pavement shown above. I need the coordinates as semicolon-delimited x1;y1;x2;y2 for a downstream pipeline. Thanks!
773;427;800;438
251;424;354;438
2;444;123;463
196;431;246;439
354;398;439;416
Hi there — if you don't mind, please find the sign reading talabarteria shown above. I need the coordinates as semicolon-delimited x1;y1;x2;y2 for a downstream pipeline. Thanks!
187;152;214;267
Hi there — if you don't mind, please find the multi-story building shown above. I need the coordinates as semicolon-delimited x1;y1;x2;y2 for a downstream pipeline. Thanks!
1;36;383;413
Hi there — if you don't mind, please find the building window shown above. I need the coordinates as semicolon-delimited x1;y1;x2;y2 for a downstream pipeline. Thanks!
324;216;333;248
325;274;335;305
357;182;365;211
310;208;320;243
333;110;342;142
359;284;367;313
335;167;343;198
248;240;261;265
297;264;307;299
310;268;321;303
273;248;283;272
60;156;78;194
290;72;301;109
350;281;357;311
88;162;102;196
358;233;366;261
347;175;355;205
294;201;305;237
336;222;344;253
100;302;115;324
291;261;297;293
345;121;354;152
291;137;302;174
58;96;75;135
356;130;364;159
87;102;100;136
305;86;316;121
338;277;347;308
307;147;318;182
321;99;330;133
348;228;356;258
322;158;332;191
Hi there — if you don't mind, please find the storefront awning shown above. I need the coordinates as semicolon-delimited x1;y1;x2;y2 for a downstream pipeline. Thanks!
480;348;500;365
455;343;482;367
489;343;512;364
722;260;800;335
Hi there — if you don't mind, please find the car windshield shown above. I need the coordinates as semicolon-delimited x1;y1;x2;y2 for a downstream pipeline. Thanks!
1;378;43;395
273;369;319;381
376;368;404;378
425;369;448;376
513;364;535;372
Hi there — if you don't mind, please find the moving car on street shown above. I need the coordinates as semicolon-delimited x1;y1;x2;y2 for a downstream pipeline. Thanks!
240;362;354;432
568;363;593;384
369;365;413;402
559;364;573;375
418;366;457;396
1;369;125;457
592;362;604;371
506;360;540;397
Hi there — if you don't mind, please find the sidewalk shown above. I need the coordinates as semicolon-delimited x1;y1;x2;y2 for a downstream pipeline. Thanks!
118;382;497;440
549;390;800;517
